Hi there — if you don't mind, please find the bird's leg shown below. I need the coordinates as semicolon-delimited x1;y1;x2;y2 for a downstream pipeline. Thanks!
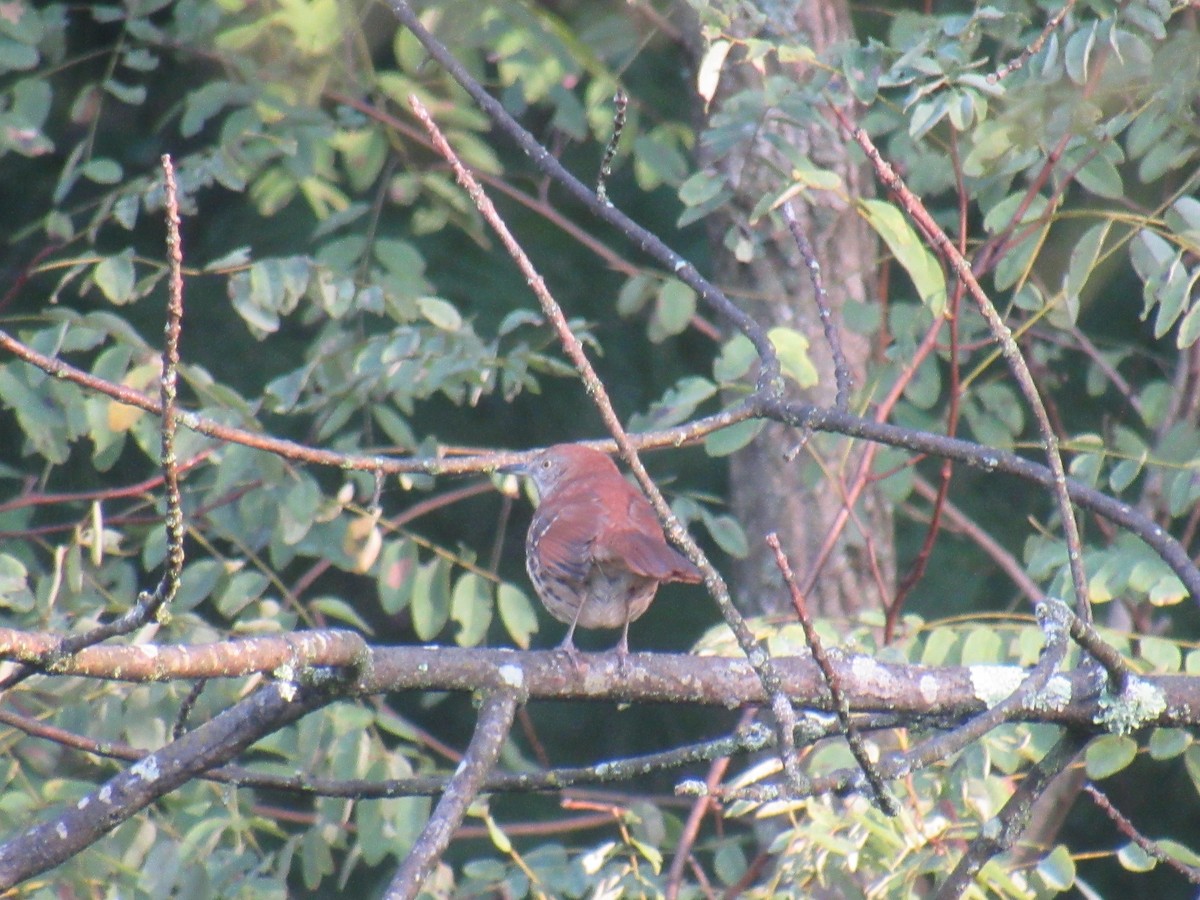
557;603;586;667
614;619;631;657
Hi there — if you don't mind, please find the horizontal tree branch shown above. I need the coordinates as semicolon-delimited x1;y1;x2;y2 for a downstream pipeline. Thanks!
2;634;1193;731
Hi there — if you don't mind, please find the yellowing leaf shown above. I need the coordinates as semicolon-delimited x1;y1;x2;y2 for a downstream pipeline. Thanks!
107;361;160;432
697;40;732;107
858;199;947;315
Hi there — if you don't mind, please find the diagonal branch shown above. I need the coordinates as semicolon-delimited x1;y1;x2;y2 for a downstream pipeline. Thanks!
0;154;189;696
0;678;347;889
827;107;1092;622
935;731;1088;899
381;0;782;395
383;689;521;900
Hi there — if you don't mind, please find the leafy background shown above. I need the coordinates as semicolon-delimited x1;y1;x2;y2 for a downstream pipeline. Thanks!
1;0;1200;896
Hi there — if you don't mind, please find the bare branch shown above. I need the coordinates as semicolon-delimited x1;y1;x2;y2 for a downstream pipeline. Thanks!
827;106;1092;624
768;533;895;814
0;679;346;889
1085;784;1200;885
935;732;1087;899
988;0;1080;84
381;0;783;395
383;689;520;899
781;203;851;411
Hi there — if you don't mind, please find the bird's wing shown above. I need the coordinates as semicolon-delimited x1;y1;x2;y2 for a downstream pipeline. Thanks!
600;529;702;582
533;500;600;584
588;487;702;582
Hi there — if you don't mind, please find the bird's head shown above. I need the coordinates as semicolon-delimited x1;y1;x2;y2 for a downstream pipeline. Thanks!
501;444;618;499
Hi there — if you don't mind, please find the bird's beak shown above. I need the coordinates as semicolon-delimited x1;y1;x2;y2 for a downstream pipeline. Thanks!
498;458;530;477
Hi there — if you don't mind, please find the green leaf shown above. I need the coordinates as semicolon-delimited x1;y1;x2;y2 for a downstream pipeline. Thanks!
1185;745;1200;795
216;571;270;619
1074;155;1123;200
93;251;136;304
703;419;765;457
1137;635;1181;672
378;540;417;614
713;842;747;886
629;376;716;432
1176;303;1200;349
920;627;957;666
1035;844;1075;891
1065;23;1096;84
960;628;1003;663
82;158;123;184
310;596;374;634
1064;221;1112;323
768;327;818;388
617;273;655;316
411;557;452;641
1085;734;1138;779
678;169;726;208
1148;727;1192;760
417;296;462;331
701;511;748;558
713;334;757;384
652;278;696;339
451;572;493;647
103;78;147;105
0;36;38;72
633;127;688;189
1116;841;1156;873
497;583;539;649
858;199;946;314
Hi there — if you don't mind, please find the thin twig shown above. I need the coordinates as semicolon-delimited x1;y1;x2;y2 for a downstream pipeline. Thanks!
988;0;1080;84
381;0;783;394
827;107;1092;624
935;731;1087;899
1063;605;1131;691
0;155;189;695
171;679;207;740
781;202;851;411
696;599;1076;806
596;89;627;204
1084;784;1200;885
4;311;1197;606
665;708;756;900
0;679;346;890
768;533;896;814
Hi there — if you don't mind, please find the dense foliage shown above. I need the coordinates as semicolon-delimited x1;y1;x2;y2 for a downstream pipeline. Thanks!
2;0;1200;896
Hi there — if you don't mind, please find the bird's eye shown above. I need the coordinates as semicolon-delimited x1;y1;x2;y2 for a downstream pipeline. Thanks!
540;459;552;469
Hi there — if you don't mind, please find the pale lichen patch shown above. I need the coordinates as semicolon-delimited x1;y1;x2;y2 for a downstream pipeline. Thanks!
918;674;938;705
968;665;1024;708
497;664;525;689
849;654;902;694
1094;676;1167;735
131;755;161;782
1034;675;1073;712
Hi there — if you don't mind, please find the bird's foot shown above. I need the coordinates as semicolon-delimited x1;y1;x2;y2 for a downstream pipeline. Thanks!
557;636;586;671
612;633;632;672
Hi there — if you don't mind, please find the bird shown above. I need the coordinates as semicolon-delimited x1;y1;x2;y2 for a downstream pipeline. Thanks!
504;444;702;658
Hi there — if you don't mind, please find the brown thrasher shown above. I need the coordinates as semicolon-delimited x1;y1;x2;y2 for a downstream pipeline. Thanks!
505;444;702;656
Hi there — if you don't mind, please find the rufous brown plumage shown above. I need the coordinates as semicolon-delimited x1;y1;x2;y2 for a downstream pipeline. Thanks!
506;444;701;656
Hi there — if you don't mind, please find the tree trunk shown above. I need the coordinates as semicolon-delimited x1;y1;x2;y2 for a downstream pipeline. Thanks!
688;1;894;618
